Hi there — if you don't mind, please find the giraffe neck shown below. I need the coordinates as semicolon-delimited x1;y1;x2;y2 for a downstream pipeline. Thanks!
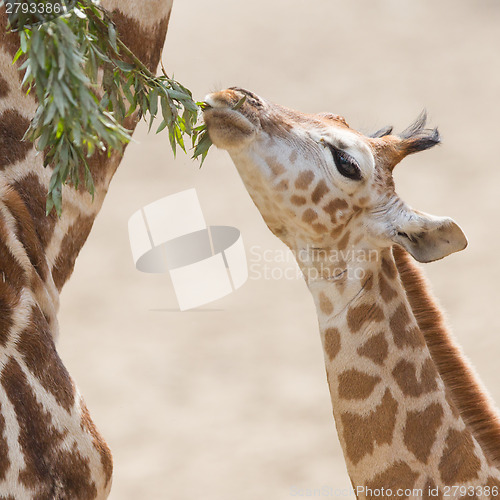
0;0;173;337
300;247;500;498
0;2;172;497
394;246;500;469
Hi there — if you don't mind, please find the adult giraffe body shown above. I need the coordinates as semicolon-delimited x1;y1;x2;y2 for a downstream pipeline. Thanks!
0;1;172;497
203;88;500;499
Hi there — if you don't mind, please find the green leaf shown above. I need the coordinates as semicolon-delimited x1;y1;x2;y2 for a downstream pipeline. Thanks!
115;60;135;72
12;47;24;64
232;95;246;110
52;84;66;116
10;0;211;214
108;22;117;52
42;102;58;126
156;119;168;134
37;126;52;151
149;88;159;117
193;128;213;166
20;31;27;53
175;124;185;152
161;96;173;125
122;81;135;108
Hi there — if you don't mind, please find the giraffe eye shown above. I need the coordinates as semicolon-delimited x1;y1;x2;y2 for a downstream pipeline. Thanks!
326;143;362;181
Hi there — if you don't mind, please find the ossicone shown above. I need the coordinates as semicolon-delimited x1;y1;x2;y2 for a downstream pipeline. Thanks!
398;110;440;155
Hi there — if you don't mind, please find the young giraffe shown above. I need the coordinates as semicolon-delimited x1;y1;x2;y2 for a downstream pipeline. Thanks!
0;1;172;497
203;88;500;499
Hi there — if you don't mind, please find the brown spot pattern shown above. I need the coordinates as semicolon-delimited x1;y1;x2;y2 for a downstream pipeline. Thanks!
392;358;438;397
4;188;49;282
330;225;344;239
390;304;425;349
295;170;315;189
341;389;398;464
290;195;306;206
0;110;33;169
394;245;500;467
276;179;289;191
404;403;444;463
0;214;28;290
0;215;25;346
0;11;21;58
439;429;481;485
357;332;389;365
0;74;9;98
319;291;334;315
1;358;97;498
302;208;318;223
81;401;113;488
17;306;75;412
52;215;95;290
365;462;419;500
13;173;58;250
379;273;397;303
347;303;384;333
382;256;398;280
323;198;348;223
266;157;285;176
311;180;329;204
363;271;374;291
84;148;120;186
0;282;17;347
337;231;350;250
338;369;381;400
324;328;341;360
111;10;170;73
445;391;460;419
0;402;9;481
312;223;327;234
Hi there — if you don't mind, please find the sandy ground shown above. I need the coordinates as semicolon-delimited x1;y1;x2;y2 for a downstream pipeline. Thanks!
56;1;500;498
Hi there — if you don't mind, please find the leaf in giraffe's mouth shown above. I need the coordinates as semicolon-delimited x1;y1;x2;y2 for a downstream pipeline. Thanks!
232;95;247;111
198;101;212;111
193;95;246;166
192;122;212;167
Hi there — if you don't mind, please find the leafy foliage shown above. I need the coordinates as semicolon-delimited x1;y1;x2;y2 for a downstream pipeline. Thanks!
1;0;212;215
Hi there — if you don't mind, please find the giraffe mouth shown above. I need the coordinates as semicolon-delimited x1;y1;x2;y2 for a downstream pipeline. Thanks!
202;91;260;150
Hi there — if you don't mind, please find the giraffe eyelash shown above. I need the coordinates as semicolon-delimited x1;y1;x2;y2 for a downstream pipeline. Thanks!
321;140;363;181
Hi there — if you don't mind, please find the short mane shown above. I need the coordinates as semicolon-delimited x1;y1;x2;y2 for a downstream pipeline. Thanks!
393;245;500;466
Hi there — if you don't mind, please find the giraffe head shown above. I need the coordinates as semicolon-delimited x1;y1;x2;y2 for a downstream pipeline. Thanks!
203;88;467;264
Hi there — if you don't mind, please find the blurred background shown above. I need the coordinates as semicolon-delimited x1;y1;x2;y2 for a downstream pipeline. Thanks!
57;1;500;498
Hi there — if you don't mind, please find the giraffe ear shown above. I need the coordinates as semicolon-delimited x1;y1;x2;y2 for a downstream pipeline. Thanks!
390;210;468;263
